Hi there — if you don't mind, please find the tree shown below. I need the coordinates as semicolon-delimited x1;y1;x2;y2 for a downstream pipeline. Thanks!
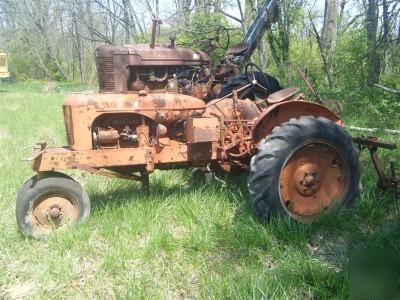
267;0;305;80
364;0;380;85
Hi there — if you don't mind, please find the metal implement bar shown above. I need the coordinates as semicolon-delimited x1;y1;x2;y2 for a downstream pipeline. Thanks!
76;164;151;195
297;68;323;104
353;136;399;199
75;164;142;181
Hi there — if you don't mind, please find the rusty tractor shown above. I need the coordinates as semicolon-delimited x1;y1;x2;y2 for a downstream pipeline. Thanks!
16;0;398;238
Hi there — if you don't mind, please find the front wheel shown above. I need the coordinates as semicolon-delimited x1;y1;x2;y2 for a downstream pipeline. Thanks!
16;176;90;238
247;116;362;223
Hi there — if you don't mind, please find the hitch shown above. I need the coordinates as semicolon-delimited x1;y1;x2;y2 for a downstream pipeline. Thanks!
353;136;399;199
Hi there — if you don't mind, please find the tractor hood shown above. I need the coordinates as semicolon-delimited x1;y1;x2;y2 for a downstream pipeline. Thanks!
95;44;210;66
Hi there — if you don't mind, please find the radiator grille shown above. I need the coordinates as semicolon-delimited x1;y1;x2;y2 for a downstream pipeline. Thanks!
63;105;74;145
96;56;115;92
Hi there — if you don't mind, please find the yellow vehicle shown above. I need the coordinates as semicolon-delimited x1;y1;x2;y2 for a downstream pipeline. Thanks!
0;52;10;80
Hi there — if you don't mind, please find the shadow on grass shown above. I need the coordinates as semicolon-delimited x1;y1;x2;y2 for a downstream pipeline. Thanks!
86;171;250;213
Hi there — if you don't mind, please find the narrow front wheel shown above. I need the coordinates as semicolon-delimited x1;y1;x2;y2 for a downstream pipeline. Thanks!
16;176;90;238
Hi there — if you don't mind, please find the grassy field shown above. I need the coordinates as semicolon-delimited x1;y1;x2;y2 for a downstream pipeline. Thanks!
0;82;399;299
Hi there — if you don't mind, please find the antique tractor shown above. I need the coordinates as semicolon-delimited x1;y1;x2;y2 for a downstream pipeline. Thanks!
16;0;398;238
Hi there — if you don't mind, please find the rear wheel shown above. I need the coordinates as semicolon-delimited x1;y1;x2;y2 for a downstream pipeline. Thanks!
16;176;90;238
218;72;282;100
247;116;362;223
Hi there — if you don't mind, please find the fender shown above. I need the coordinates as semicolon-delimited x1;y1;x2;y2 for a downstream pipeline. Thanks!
252;100;342;145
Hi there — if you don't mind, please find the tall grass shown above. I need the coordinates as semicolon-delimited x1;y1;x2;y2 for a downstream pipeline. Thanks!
0;82;399;299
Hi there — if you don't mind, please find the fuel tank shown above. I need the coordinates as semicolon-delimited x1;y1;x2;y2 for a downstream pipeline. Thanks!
62;92;206;150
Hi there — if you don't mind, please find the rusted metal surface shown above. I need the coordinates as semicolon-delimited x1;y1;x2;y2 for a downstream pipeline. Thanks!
75;164;142;181
204;97;260;120
265;87;300;104
31;141;219;172
63;92;206;150
214;64;240;79
96;129;119;148
31;193;78;234
353;136;397;150
252;101;342;144
95;44;210;94
297;68;323;104
279;142;350;221
137;125;150;147
150;20;160;49
390;162;399;199
186;118;220;143
353;136;399;198
191;85;208;100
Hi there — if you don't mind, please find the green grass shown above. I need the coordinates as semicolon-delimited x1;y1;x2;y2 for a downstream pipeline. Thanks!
0;82;399;299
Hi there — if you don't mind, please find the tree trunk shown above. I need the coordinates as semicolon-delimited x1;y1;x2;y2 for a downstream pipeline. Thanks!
381;0;389;74
177;0;191;26
122;0;130;43
73;13;85;81
365;0;380;85
322;0;339;52
397;18;400;45
321;0;339;88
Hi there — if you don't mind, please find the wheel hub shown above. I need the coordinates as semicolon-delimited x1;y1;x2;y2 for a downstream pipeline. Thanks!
49;204;63;219
31;194;78;233
295;168;321;196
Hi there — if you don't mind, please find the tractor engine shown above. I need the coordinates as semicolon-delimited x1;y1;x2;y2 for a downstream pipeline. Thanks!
95;43;217;100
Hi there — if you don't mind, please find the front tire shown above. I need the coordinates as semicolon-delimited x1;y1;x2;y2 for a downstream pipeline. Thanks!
247;116;362;223
16;176;90;238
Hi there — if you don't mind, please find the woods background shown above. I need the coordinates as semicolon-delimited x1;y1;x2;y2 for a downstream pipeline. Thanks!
0;0;398;93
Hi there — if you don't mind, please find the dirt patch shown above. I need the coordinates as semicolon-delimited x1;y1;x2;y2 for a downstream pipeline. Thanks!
0;281;36;299
71;257;98;287
172;226;187;240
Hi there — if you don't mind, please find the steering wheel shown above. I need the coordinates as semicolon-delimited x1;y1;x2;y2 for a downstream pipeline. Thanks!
244;63;270;100
215;26;230;50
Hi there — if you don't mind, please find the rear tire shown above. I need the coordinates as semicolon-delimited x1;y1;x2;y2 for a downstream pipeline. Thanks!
16;176;90;238
218;72;282;100
247;116;362;223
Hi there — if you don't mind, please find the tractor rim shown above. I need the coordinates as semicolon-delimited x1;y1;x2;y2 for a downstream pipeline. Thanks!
31;193;79;234
279;141;350;222
238;87;268;100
